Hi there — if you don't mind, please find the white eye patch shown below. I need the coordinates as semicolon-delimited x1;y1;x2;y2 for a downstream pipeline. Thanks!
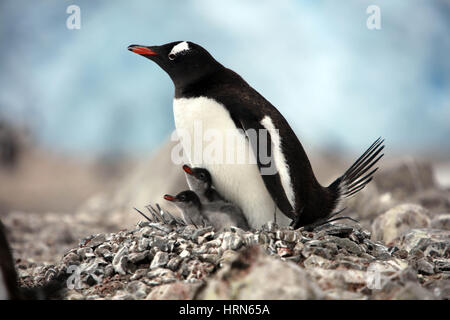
170;41;190;56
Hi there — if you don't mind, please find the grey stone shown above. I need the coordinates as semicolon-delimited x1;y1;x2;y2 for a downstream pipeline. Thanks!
146;282;202;300
197;246;324;299
327;236;363;255
137;238;150;252
167;256;182;271
77;247;95;259
63;252;80;265
372;203;430;244
150;251;169;269
434;259;450;272
430;214;450;230
152;236;169;252
130;269;148;281
399;228;450;254
112;246;128;275
128;251;151;264
221;232;243;251
416;258;435;275
86;233;107;248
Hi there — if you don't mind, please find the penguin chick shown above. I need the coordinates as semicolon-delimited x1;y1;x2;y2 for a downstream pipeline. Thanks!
164;191;207;228
202;200;250;231
164;191;249;231
182;164;224;203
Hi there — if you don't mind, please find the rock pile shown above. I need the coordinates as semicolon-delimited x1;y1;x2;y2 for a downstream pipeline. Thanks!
7;159;450;300
18;218;449;300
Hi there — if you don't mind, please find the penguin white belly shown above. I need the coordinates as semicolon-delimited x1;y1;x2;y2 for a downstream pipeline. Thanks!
173;96;291;228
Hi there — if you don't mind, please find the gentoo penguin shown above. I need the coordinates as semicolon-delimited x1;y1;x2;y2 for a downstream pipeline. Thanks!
164;191;249;231
129;41;384;229
182;164;224;203
164;191;207;228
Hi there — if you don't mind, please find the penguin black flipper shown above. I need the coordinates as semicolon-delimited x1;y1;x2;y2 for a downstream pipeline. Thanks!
236;116;296;220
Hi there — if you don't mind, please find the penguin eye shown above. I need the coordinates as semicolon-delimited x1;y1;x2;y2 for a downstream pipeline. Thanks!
198;173;205;180
168;53;176;60
179;195;186;201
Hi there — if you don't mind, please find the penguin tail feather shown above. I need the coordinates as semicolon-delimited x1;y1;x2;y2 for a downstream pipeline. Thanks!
328;137;385;214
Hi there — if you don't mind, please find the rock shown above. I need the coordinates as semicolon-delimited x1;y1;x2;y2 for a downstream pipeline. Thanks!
393;249;408;259
327;236;363;255
416;258;435;275
17;213;448;300
363;239;391;260
372;204;430;244
128;251;151;264
220;232;243;251
67;292;85;300
127;281;149;299
430;214;450;230
63;252;80;265
179;249;190;259
316;224;354;238
275;230;299;242
129;269;148;281
137;238;150;252
104;265;114;277
423;279;450;299
150;252;169;269
199;254;219;265
197;246;324;299
303;255;332;269
166;257;182;271
112;246;128;275
152;236;169;252
433;259;450;272
146;281;202;300
77;247;95;259
86;233;107;248
308;268;368;290
398;228;450;254
389;282;437;300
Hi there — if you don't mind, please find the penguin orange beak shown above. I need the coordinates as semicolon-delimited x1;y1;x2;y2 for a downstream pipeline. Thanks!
182;165;193;175
164;194;175;202
128;45;158;56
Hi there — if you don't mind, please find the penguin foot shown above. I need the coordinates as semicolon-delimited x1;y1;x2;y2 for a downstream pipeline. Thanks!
292;207;360;231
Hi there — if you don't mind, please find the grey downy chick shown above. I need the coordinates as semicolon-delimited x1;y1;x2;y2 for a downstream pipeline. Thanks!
164;191;207;228
182;165;249;231
202;200;250;231
164;190;249;231
182;164;224;203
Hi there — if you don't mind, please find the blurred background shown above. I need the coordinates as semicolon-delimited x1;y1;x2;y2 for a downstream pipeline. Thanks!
0;0;449;225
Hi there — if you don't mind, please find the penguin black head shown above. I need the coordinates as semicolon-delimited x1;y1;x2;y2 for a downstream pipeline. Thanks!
183;164;213;191
164;190;202;209
128;41;222;88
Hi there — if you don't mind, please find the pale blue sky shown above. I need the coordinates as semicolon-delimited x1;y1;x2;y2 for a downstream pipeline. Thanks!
0;0;449;156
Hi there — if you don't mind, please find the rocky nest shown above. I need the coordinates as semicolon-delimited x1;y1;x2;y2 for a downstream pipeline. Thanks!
16;218;449;300
6;159;450;300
